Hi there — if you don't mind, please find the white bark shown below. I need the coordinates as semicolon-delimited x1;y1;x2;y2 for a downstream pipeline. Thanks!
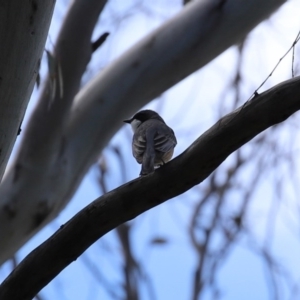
0;0;108;264
0;0;287;265
0;1;55;181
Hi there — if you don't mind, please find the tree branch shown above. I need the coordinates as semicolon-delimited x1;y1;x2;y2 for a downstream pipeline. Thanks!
0;1;55;181
0;76;299;300
0;0;287;264
0;0;108;265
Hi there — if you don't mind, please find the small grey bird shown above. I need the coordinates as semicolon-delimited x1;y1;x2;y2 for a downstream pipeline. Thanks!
124;110;177;175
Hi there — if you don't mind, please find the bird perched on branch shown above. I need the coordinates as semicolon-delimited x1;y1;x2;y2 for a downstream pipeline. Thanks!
124;110;177;176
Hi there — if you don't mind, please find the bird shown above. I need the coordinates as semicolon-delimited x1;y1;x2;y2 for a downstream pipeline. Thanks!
124;110;177;175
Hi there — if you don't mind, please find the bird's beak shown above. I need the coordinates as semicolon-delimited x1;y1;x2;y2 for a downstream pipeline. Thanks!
123;119;132;124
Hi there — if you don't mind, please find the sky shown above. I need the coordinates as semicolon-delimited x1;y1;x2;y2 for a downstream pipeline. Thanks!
1;0;300;299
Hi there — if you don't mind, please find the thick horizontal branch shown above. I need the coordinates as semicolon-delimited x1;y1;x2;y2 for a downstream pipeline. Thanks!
0;76;299;300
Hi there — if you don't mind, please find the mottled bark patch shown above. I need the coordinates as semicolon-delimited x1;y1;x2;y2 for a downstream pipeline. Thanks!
13;163;22;183
29;0;38;25
2;203;17;219
31;200;52;229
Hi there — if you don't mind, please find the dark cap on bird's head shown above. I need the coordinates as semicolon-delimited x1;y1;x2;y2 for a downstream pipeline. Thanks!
123;110;165;124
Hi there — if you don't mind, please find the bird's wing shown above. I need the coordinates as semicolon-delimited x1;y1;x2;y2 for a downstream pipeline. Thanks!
154;128;177;153
132;135;146;163
132;121;177;167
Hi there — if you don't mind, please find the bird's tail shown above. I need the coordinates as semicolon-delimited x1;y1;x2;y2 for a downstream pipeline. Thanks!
140;131;156;175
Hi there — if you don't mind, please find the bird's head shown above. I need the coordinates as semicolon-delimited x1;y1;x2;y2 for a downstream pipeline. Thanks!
123;110;165;133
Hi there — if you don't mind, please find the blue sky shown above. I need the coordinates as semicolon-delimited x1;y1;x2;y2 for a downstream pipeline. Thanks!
1;0;300;299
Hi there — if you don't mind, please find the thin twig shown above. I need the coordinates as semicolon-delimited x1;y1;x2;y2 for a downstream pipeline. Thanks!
249;28;300;101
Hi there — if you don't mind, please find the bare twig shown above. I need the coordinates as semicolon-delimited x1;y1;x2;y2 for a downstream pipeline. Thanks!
92;32;110;53
249;29;300;100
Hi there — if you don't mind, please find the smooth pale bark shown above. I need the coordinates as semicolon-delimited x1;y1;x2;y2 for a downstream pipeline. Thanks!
0;0;108;264
0;0;287;264
0;76;299;300
0;1;55;181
